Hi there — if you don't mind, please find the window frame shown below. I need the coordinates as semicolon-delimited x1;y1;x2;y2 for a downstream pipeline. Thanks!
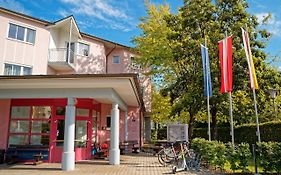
7;22;36;45
8;106;51;146
77;42;90;57
112;55;121;64
4;63;32;75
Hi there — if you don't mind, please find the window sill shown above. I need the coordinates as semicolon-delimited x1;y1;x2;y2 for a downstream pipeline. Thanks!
6;37;35;46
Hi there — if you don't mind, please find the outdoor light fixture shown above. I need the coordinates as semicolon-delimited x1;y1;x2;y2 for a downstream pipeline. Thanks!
268;88;277;99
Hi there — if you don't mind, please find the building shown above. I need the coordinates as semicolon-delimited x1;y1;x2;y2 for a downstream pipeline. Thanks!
0;7;151;170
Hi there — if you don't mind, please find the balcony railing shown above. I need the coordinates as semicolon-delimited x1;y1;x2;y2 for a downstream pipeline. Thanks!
48;48;76;70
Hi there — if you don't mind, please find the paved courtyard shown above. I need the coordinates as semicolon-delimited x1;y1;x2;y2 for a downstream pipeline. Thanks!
0;153;209;175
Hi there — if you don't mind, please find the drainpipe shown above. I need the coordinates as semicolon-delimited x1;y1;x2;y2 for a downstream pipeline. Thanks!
105;44;117;74
68;18;72;63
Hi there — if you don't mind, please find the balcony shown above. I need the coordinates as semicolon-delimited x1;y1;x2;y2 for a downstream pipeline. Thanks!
48;48;76;71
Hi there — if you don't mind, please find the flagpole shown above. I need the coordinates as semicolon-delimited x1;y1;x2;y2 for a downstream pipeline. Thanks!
205;37;211;141
225;31;234;145
253;88;261;142
244;25;261;143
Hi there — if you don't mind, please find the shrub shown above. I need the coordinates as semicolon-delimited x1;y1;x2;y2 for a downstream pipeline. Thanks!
256;142;281;173
192;121;281;144
191;138;226;170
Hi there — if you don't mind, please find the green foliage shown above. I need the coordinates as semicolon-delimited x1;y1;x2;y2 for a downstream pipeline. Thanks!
191;138;227;170
151;87;173;124
193;121;281;144
256;142;281;173
134;0;281;143
226;143;252;173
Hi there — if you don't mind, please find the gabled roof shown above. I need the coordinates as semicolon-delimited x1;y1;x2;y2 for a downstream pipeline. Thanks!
0;6;134;49
48;15;82;39
0;6;51;25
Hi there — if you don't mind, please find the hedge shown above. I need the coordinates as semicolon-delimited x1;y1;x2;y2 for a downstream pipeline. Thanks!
153;121;281;144
191;138;281;173
193;121;281;144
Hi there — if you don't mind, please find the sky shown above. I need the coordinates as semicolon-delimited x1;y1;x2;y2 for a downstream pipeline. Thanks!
0;0;280;69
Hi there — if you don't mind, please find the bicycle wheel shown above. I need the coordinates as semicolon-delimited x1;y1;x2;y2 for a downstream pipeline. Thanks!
158;147;176;165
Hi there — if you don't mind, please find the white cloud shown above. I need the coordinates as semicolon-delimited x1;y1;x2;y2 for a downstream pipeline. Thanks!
256;12;281;37
59;0;135;32
0;0;29;14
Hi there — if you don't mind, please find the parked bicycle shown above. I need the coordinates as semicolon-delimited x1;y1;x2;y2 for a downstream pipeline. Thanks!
156;141;201;172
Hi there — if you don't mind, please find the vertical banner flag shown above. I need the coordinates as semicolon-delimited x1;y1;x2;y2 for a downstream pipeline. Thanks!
218;36;233;93
201;44;212;97
241;28;259;89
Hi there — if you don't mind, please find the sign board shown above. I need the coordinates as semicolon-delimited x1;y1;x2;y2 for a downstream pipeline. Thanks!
167;124;188;142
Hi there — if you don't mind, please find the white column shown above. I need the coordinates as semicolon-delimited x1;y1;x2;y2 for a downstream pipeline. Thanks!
124;111;128;154
109;102;120;165
62;97;76;171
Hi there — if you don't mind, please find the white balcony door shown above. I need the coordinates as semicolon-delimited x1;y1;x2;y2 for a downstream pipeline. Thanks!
66;42;75;64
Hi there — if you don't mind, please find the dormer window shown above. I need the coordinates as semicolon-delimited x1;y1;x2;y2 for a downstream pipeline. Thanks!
112;55;120;64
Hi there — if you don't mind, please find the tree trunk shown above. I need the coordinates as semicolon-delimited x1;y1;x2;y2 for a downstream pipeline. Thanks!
211;107;218;140
188;114;195;143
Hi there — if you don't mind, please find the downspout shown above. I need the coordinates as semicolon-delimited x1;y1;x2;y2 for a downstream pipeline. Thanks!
105;44;117;74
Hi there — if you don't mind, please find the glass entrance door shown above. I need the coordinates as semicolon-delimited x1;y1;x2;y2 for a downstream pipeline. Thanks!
50;106;92;162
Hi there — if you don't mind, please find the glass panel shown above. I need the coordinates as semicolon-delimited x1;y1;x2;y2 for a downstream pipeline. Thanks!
113;56;120;64
75;120;87;148
31;121;50;133
13;65;21;75
56;107;65;115
23;67;32;75
32;106;51;119
30;135;49;145
26;28;35;44
76;108;89;117
56;120;64;146
4;64;13;75
9;120;29;133
106;116;111;128
16;26;25;41
78;43;89;56
8;23;17;39
8;135;28;146
11;106;30;118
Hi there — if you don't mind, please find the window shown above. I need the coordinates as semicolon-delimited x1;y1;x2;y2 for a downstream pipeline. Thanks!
76;108;89;117
4;63;32;75
8;23;36;44
78;42;89;56
112;55;120;64
8;106;51;146
106;115;111;128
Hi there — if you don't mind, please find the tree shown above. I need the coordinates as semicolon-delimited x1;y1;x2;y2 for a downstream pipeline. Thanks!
134;0;281;141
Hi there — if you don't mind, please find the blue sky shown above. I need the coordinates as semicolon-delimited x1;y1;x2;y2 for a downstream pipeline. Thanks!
0;0;280;69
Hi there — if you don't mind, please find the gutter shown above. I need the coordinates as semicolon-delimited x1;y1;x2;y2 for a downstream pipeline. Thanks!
105;44;117;74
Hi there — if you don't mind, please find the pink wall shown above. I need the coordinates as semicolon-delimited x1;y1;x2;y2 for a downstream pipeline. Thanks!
0;99;11;149
0;12;50;75
75;37;106;74
97;103;140;146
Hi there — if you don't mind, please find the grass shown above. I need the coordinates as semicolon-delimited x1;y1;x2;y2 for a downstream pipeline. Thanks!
223;161;263;174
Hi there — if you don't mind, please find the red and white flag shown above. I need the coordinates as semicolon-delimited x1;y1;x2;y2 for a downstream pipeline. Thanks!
218;36;233;93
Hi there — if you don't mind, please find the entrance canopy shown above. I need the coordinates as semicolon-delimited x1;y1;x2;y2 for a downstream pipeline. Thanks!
0;74;144;111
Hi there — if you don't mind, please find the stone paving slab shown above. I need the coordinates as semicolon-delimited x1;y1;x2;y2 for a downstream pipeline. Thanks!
0;153;209;175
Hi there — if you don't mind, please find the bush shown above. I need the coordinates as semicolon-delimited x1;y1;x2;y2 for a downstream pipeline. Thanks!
225;143;251;172
191;138;227;170
192;121;281;144
256;142;281;173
